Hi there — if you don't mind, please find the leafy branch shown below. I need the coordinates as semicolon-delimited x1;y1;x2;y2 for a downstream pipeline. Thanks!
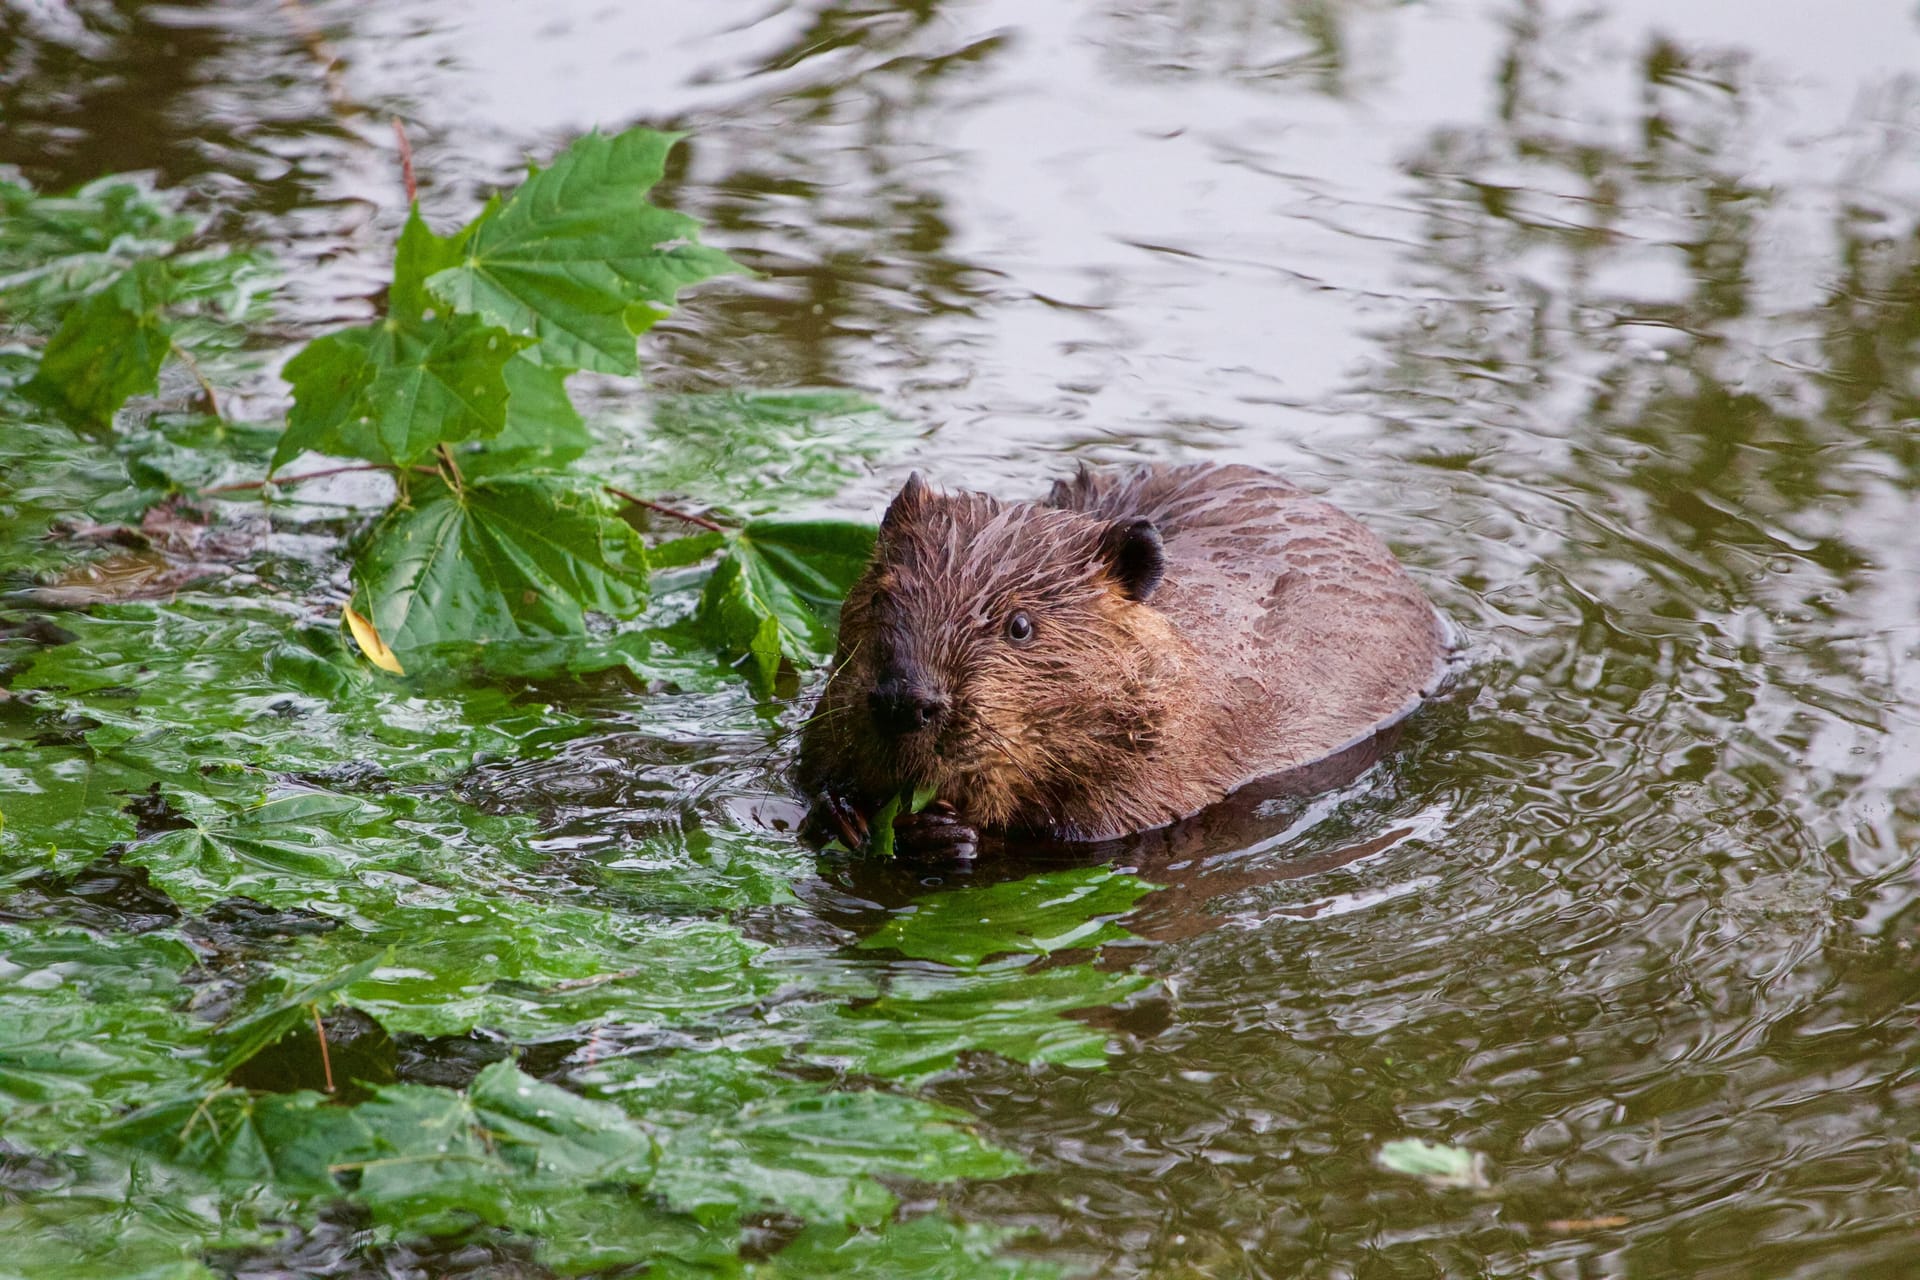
1;129;882;691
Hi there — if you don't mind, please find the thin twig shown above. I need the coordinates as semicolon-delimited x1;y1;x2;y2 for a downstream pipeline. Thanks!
168;340;221;418
392;117;417;204
200;464;392;495
602;485;725;532
310;1003;335;1094
548;966;644;993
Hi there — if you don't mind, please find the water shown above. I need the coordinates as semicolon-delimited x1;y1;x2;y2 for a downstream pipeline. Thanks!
6;0;1920;1275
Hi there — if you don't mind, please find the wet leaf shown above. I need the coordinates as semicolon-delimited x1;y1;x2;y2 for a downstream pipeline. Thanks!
455;354;591;476
342;605;405;674
594;1053;1022;1228
696;520;875;695
351;473;650;661
388;204;462;325
274;313;526;471
860;867;1156;968
108;1088;372;1200
210;951;389;1077
797;962;1151;1084
1376;1138;1494;1191
757;1215;1064;1279
425;127;742;374
32;260;175;422
337;1063;657;1233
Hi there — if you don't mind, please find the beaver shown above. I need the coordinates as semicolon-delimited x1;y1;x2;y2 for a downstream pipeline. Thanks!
796;462;1448;856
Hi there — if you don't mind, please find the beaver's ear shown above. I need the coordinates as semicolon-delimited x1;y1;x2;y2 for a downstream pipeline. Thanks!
1097;518;1164;602
881;471;931;534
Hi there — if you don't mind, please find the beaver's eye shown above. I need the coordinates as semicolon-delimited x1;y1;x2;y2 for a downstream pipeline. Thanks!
1005;611;1035;646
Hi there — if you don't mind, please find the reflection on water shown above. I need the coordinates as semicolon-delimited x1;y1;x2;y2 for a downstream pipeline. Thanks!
9;0;1920;1274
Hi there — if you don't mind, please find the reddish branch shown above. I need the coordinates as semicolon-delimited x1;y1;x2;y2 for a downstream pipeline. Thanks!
199;463;439;496
310;1004;336;1094
603;485;725;532
393;117;417;204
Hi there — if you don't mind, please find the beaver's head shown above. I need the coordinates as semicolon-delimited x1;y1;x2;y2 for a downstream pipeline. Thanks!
797;473;1183;834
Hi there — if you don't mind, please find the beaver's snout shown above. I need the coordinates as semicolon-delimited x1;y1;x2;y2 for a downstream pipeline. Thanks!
867;675;949;738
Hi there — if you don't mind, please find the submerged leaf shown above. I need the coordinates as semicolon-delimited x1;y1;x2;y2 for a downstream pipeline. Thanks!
0;173;199;325
1376;1138;1494;1191
614;1054;1022;1227
351;473;650;661
425;127;742;374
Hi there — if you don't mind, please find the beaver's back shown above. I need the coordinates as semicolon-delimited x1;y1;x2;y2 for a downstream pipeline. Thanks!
1048;463;1446;783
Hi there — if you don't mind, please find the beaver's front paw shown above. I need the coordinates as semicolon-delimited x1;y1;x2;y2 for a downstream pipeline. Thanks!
890;800;979;860
811;789;871;850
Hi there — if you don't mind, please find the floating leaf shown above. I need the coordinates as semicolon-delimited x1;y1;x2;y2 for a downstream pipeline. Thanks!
351;473;650;661
602;1054;1022;1228
426;127;742;374
274;313;526;470
860;867;1155;968
696;520;875;694
342;605;405;675
1376;1138;1494;1191
32;259;175;422
209;951;389;1077
797;962;1151;1084
758;1215;1065;1280
108;1088;373;1201
0;174;198;325
336;1063;658;1234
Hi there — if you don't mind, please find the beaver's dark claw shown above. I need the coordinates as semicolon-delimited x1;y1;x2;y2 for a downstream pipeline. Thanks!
815;790;870;850
891;802;979;860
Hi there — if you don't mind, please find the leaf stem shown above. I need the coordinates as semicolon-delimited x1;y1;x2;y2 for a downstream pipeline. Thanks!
167;340;221;418
200;464;396;495
310;1003;335;1094
602;485;726;532
435;442;465;493
392;117;418;204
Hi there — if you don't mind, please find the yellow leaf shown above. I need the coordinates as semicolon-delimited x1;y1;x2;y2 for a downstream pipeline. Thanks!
343;605;405;675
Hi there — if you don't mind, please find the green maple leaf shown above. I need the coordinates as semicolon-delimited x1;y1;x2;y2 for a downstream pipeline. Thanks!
426;127;743;374
275;312;527;471
696;519;876;695
32;259;175;422
351;473;650;660
387;202;592;476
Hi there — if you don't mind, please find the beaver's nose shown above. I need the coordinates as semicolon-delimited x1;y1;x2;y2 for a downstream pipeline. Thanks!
868;678;948;737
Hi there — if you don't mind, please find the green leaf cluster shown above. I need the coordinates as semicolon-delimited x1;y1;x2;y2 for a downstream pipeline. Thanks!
0;132;1146;1279
0;171;268;421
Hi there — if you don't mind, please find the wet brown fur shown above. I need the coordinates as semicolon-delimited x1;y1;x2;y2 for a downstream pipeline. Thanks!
796;463;1447;841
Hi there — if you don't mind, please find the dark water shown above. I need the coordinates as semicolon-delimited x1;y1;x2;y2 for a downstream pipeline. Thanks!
7;0;1920;1275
